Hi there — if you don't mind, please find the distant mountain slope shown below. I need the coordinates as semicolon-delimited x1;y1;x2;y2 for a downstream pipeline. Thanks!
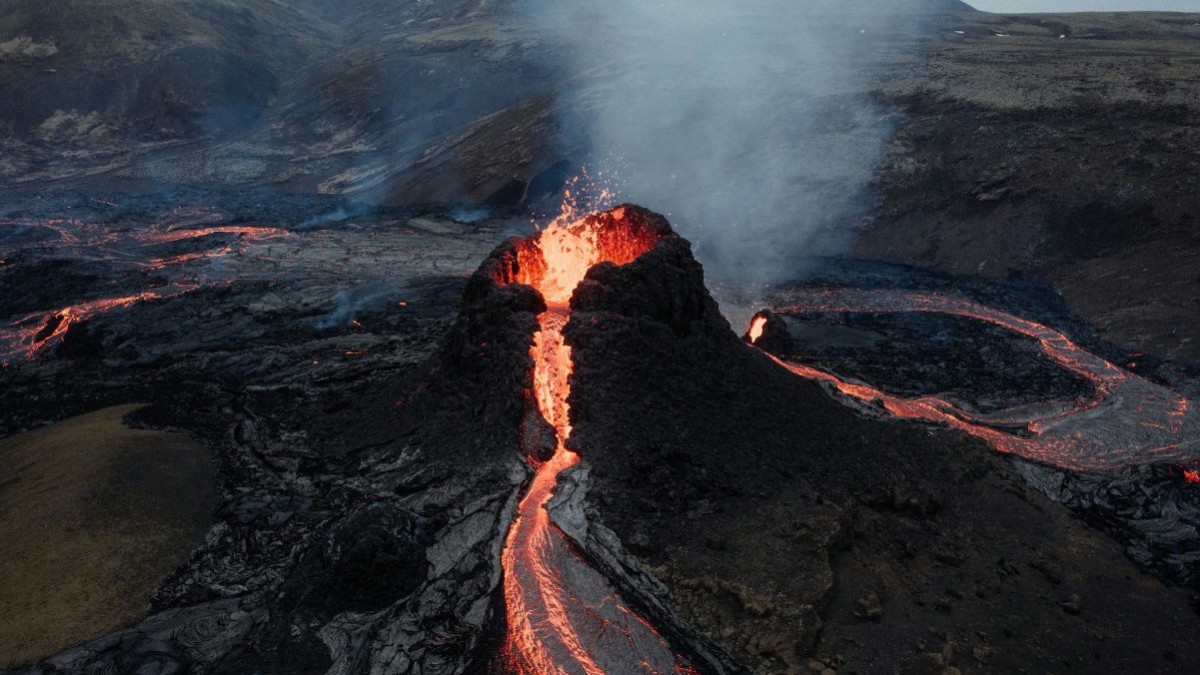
0;0;541;195
0;0;971;196
853;10;1200;364
0;1;337;135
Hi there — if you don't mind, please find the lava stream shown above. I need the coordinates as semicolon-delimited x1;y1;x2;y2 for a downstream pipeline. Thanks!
0;285;200;366
498;207;693;674
0;213;290;366
753;288;1200;474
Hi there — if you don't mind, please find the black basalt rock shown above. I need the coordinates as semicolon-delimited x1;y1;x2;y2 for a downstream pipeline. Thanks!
290;502;429;616
572;236;725;339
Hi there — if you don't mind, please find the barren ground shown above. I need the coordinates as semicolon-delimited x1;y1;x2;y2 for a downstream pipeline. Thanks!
0;404;215;667
856;11;1200;364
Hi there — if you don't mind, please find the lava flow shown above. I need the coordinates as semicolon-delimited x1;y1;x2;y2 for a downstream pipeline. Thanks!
0;284;200;366
751;288;1200;475
1;210;290;366
494;205;695;674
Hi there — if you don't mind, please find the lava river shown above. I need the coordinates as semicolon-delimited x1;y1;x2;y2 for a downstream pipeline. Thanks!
753;287;1199;475
495;206;696;674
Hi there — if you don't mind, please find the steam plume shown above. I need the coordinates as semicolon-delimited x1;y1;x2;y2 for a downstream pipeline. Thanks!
528;0;937;283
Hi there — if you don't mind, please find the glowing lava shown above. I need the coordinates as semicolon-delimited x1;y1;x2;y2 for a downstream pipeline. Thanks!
747;315;768;344
0;211;290;367
756;288;1200;475
496;206;695;674
0;285;200;366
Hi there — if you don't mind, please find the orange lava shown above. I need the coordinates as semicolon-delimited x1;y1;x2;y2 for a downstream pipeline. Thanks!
496;206;691;674
512;205;663;307
0;212;291;367
145;224;288;245
1;285;199;366
502;308;600;674
758;288;1200;475
1185;469;1200;485
748;315;768;344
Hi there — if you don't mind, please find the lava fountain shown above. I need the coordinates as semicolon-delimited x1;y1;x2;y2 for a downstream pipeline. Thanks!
490;205;697;674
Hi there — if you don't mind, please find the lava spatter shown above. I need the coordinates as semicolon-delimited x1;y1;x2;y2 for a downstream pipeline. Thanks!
753;287;1200;475
493;205;696;674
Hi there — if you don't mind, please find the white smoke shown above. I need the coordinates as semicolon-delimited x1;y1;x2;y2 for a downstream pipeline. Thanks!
527;0;939;283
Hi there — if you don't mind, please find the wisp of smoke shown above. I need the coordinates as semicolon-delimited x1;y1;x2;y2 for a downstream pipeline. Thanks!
450;205;491;223
295;202;374;231
314;286;394;330
526;0;932;284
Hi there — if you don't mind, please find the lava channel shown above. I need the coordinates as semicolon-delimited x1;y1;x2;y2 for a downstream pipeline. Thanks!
750;288;1199;475
494;205;697;675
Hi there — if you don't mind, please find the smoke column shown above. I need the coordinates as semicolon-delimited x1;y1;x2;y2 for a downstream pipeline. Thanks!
527;0;941;283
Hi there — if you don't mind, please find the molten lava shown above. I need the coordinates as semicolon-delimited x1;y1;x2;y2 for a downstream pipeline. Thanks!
1;285;200;366
747;315;768;344
511;206;664;306
754;288;1200;475
495;206;695;674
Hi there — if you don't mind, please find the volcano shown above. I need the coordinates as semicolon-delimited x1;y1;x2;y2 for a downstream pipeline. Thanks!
482;205;715;673
7;204;1200;675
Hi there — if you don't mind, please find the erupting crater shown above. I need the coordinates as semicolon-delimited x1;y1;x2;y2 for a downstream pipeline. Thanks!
487;205;698;674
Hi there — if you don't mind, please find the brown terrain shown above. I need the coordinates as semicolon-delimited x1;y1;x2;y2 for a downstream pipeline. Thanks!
0;405;215;668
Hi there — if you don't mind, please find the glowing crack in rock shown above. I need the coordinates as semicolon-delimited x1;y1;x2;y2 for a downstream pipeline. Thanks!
494;205;697;674
758;287;1199;475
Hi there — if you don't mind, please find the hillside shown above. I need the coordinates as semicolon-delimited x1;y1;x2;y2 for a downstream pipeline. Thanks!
854;11;1200;364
